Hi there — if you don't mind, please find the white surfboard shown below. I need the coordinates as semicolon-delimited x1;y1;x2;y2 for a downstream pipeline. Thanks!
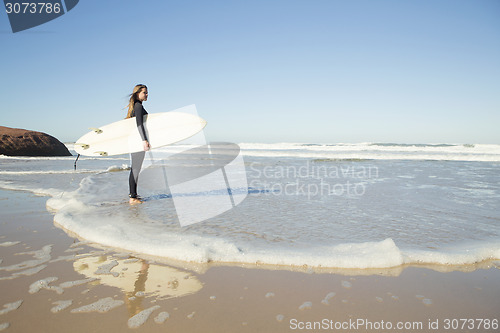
74;104;207;156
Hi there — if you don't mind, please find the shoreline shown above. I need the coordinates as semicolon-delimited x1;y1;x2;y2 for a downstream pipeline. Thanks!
47;188;500;274
52;220;500;276
0;189;499;332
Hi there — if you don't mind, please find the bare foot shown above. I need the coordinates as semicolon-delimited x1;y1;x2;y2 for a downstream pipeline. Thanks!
129;197;143;205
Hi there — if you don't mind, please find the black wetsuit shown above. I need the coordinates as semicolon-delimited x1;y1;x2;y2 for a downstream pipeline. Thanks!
129;101;148;198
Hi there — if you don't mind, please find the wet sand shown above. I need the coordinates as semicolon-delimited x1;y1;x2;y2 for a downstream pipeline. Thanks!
0;189;499;332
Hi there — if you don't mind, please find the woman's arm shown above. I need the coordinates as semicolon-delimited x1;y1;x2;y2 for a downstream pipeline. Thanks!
134;103;150;151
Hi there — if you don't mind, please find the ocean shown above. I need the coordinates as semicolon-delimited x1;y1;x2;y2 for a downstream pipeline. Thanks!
1;142;499;270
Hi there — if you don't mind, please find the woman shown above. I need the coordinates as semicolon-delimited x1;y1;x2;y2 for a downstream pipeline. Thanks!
126;84;151;204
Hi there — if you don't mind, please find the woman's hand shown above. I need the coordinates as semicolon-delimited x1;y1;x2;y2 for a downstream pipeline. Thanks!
143;140;151;151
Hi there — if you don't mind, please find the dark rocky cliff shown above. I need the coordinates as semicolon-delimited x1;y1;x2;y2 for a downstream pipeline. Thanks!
0;126;72;157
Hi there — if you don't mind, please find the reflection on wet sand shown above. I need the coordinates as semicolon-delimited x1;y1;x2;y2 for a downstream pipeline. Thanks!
73;255;203;317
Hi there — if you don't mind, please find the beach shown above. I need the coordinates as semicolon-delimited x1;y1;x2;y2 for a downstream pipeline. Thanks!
1;143;500;332
1;189;499;332
3;0;500;330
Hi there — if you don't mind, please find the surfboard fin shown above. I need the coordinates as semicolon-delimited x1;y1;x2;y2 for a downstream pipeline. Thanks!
95;151;108;156
89;127;103;134
75;143;90;150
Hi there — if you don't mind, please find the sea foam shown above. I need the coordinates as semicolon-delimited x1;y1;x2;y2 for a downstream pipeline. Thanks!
2;143;499;270
70;297;124;313
44;170;500;268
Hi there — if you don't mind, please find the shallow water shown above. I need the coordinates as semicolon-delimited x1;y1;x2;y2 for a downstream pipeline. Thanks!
1;143;499;268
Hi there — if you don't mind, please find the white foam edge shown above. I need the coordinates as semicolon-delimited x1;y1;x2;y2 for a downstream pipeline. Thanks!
42;174;500;269
0;180;64;198
0;170;98;175
239;142;500;154
0;163;129;199
3;163;499;270
0;155;129;161
239;150;500;162
48;200;500;269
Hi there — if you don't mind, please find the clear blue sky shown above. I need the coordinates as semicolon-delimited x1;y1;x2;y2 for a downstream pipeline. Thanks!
1;0;499;143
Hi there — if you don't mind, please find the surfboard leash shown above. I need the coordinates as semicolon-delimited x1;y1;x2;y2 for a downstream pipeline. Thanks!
74;153;80;170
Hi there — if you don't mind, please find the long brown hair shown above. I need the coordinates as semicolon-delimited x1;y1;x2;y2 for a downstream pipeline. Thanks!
125;84;147;118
